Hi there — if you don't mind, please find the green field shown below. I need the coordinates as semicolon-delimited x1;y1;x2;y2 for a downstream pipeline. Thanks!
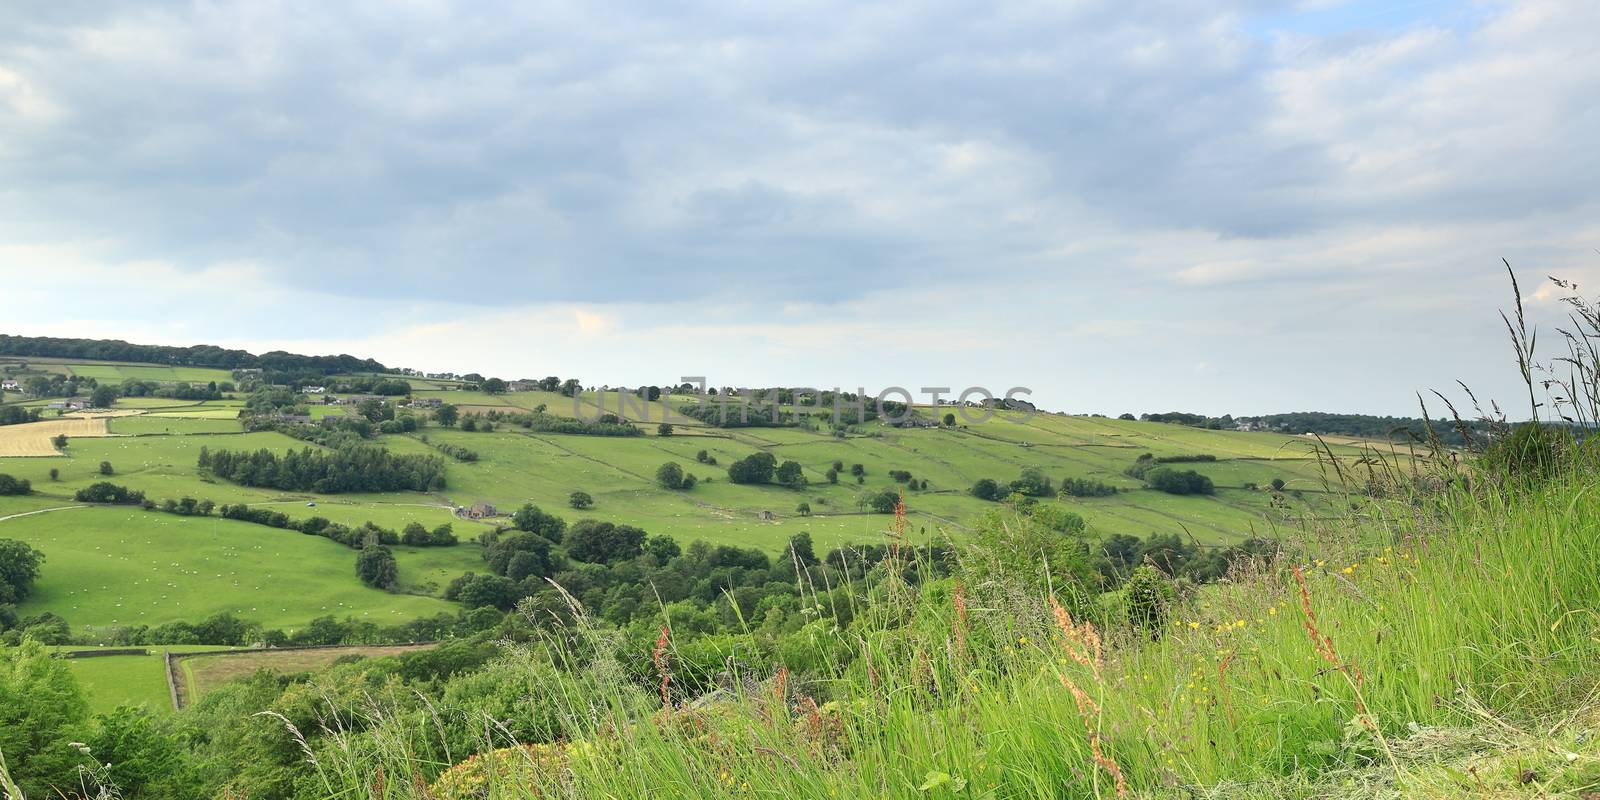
1;507;459;636
0;363;1386;645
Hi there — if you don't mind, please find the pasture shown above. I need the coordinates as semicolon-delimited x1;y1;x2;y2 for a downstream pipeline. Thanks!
0;361;1394;650
0;507;460;636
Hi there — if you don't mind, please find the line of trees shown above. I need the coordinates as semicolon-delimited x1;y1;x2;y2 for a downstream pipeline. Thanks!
0;334;388;374
198;445;447;493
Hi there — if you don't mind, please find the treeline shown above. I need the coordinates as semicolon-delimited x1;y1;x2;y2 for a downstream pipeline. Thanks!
1237;411;1493;446
118;379;225;400
199;445;448;493
0;334;387;374
216;503;458;548
1125;454;1215;495
0;406;41;426
0;474;30;495
473;409;640;437
442;503;958;642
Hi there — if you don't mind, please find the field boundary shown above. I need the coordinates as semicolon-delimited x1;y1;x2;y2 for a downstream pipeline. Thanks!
165;642;440;710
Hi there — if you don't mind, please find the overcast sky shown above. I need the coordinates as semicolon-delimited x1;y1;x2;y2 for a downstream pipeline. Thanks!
0;0;1595;416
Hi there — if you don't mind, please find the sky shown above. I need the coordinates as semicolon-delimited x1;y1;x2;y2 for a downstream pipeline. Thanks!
0;0;1596;417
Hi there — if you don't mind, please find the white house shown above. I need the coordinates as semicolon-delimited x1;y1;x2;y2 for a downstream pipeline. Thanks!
0;379;19;392
303;386;327;394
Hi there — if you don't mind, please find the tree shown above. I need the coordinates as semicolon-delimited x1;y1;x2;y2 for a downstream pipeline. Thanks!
435;404;460;428
1270;478;1286;492
565;520;647;564
1125;565;1177;635
825;469;838;484
483;378;507;395
775;460;807;489
0;639;89;797
91;385;118;408
0;539;45;604
0;474;30;496
657;423;674;436
656;461;688;490
356;545;398;589
512;504;567;541
970;478;1002;501
560;378;582;397
867;490;900;514
484;532;557;580
568;490;594;510
1010;467;1053;497
850;463;865;477
48;468;59;481
727;452;778;484
645;534;681;565
51;433;68;450
99;461;114;476
87;705;199;799
942;412;957;426
795;501;811;516
787;532;819;566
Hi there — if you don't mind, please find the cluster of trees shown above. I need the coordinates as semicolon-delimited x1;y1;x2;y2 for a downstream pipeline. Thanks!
0;473;31;495
1144;467;1216;495
10;373;96;399
117;379;226;401
199;445;447;493
468;408;640;437
727;452;777;483
654;462;698;490
724;451;808;489
0;405;42;425
1060;477;1118;497
73;482;146;505
0;334;388;374
970;468;1055;501
695;449;719;466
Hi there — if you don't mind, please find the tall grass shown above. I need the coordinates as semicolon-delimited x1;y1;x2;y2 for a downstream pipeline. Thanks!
248;270;1600;798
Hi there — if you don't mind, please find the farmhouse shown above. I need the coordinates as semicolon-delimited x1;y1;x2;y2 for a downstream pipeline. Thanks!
463;501;497;519
47;398;88;411
508;380;540;392
408;397;442;409
337;394;385;405
303;386;327;394
0;379;18;391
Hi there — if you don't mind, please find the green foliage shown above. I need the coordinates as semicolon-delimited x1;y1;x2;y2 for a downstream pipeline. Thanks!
565;520;647;564
775;460;807;489
866;489;899;514
0;539;45;606
0;638;89;797
970;478;1002;501
356;545;399;589
74;481;146;504
1123;564;1175;632
0;474;30;496
1483;422;1574;481
727;452;778;484
655;461;689;490
1144;467;1215;495
512;504;567;542
199;445;447;493
88;705;203;800
1059;477;1116;497
568;491;594;510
